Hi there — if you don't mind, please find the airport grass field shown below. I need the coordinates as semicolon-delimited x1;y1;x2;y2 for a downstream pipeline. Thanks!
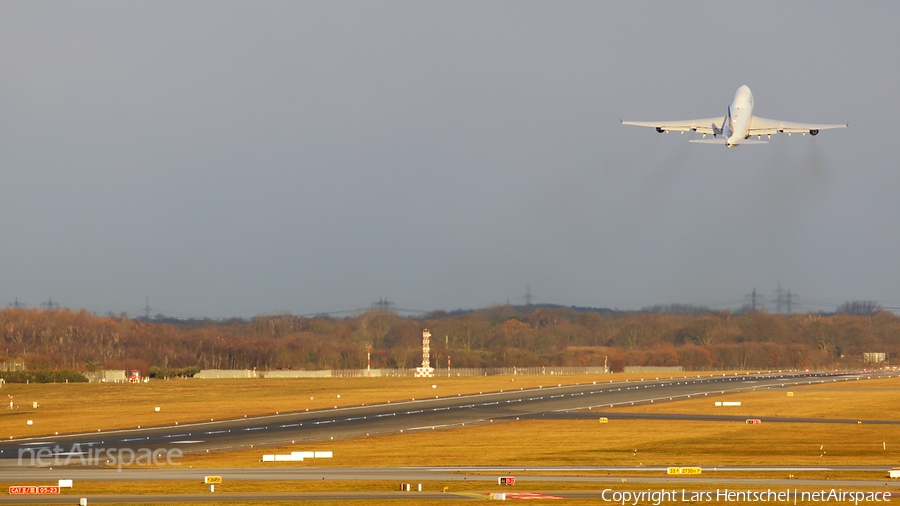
0;372;688;438
2;479;895;506
175;378;900;468
2;372;898;505
608;376;900;421
176;417;900;468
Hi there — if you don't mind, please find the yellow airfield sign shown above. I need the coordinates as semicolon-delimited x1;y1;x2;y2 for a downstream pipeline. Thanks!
667;467;701;475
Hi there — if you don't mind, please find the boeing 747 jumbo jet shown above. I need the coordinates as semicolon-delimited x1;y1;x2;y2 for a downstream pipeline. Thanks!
621;85;847;147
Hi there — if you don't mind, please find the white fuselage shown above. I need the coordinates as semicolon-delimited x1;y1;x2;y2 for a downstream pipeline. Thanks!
621;85;847;146
725;85;754;147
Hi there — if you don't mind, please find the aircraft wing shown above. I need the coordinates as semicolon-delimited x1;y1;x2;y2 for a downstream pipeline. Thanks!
621;117;725;135
748;116;848;135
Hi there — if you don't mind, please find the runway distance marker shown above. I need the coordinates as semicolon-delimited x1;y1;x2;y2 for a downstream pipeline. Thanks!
667;467;701;475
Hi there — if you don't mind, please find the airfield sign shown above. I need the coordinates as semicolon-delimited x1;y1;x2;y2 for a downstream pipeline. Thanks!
9;486;61;494
667;467;702;475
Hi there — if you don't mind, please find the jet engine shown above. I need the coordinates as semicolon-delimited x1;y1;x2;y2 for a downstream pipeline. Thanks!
809;129;819;136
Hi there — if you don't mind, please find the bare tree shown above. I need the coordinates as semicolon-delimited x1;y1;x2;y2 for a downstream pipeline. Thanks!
836;300;882;316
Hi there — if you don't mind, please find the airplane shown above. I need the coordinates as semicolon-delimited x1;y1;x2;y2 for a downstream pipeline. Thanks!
621;85;847;147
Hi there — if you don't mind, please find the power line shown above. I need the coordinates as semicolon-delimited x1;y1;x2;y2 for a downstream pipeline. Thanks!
40;297;59;311
786;289;800;313
372;297;395;310
744;288;765;311
773;284;800;314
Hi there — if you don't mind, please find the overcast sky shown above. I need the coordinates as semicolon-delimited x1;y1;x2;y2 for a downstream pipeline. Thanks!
2;2;898;318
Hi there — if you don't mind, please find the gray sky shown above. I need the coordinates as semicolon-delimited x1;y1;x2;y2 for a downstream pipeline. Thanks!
2;2;898;317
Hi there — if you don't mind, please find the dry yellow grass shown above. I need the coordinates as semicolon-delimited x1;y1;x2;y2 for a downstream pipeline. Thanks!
0;480;526;495
176;418;900;468
0;502;460;506
0;501;875;506
606;377;900;420
0;372;698;438
0;479;892;506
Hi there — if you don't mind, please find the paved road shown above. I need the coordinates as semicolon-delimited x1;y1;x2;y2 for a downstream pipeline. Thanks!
1;370;895;463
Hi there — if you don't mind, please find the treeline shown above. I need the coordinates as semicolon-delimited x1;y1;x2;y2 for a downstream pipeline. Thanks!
149;365;201;379
0;305;898;375
0;370;88;383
